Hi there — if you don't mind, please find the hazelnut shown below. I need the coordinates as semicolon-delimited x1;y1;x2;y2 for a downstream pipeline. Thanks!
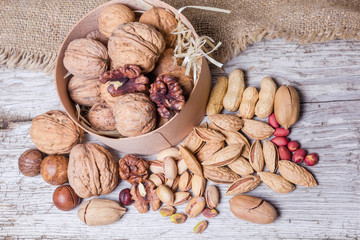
40;155;68;185
113;93;157;137
63;38;108;79
18;149;44;177
53;185;81;211
88;101;116;131
30;110;83;155
139;7;178;47
98;4;135;38
108;22;165;73
68;75;102;107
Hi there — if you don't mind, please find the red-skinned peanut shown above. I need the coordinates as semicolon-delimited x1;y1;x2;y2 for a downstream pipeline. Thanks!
271;137;289;146
273;128;290;137
268;113;279;128
287;141;300;151
305;153;319;166
292;149;306;163
278;146;291;160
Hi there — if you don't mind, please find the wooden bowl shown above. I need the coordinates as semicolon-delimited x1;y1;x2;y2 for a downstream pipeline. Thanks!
55;0;211;155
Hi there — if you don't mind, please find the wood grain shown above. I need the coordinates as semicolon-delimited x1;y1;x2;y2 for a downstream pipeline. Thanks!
1;39;360;239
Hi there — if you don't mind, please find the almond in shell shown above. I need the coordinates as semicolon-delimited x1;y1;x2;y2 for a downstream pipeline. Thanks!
208;114;244;132
202;144;243;167
278;160;317;187
196;141;225;162
179;145;203;177
257;171;295;193
227;156;254;176
226;175;261;195
222;130;251;158
249;140;265;172
194;127;226;142
203;165;240;184
182;129;205;153
242;119;275;140
263;140;279;172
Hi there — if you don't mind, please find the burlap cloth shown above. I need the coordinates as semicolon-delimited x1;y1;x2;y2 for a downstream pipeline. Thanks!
1;0;360;73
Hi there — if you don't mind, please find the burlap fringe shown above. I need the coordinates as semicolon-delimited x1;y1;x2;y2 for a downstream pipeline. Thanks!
1;27;360;74
220;28;360;64
0;47;56;74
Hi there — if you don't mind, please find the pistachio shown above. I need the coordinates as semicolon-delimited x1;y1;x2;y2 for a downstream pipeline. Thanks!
194;127;226;142
149;160;163;174
191;175;206;196
226;175;261;195
179;171;192;192
177;158;188;175
172;191;191;206
179;145;203;177
205;185;219;209
148;173;165;186
202;144;243;167
163;156;177;180
185;196;206;218
193;220;208;234
227;156;254;176
274;85;300;129
159;205;176;217
203;166;240;184
165;175;179;192
263;140;279;173
249;140;264;172
156;184;174;205
158;147;180;161
202;208;219;218
170;213;187;224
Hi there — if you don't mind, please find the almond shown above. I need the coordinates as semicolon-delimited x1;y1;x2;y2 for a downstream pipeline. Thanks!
249;140;264;172
179;145;203;177
257;171;295;193
278;160;317;187
194;127;226;142
203;165;240;184
242;119;275;140
263;140;279;173
227;156;254;176
208;114;244;132
226;175;261;195
202;144;243;167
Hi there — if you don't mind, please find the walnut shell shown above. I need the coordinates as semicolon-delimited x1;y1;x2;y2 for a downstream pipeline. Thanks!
88;101;116;131
68;143;118;198
30;110;83;155
68;76;101;107
98;4;135;38
153;48;177;76
100;82;122;107
113;93;157;137
86;29;109;45
63;38;108;79
139;7;178;47
108;22;165;73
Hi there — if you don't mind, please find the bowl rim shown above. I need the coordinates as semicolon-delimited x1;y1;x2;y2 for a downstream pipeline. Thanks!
55;0;206;141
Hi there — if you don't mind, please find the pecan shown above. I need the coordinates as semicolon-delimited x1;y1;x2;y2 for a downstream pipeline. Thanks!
99;65;149;97
131;179;160;213
149;74;185;119
119;154;149;184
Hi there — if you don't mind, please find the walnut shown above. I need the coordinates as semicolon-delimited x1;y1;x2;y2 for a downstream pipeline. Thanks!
88;101;116;131
86;29;109;45
139;7;178;48
99;65;149;97
149;74;185;119
119;154;149;184
152;48;194;97
108;22;165;73
131;179;160;213
98;4;135;38
30;110;83;154
113;93;157;137
68;75;101;107
68;143;118;198
99;82;122;108
63;38;108;79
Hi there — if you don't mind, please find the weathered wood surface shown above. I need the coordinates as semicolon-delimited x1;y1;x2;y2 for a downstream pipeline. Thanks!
1;39;360;239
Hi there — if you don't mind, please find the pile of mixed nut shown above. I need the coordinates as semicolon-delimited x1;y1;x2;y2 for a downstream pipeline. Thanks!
17;2;319;235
